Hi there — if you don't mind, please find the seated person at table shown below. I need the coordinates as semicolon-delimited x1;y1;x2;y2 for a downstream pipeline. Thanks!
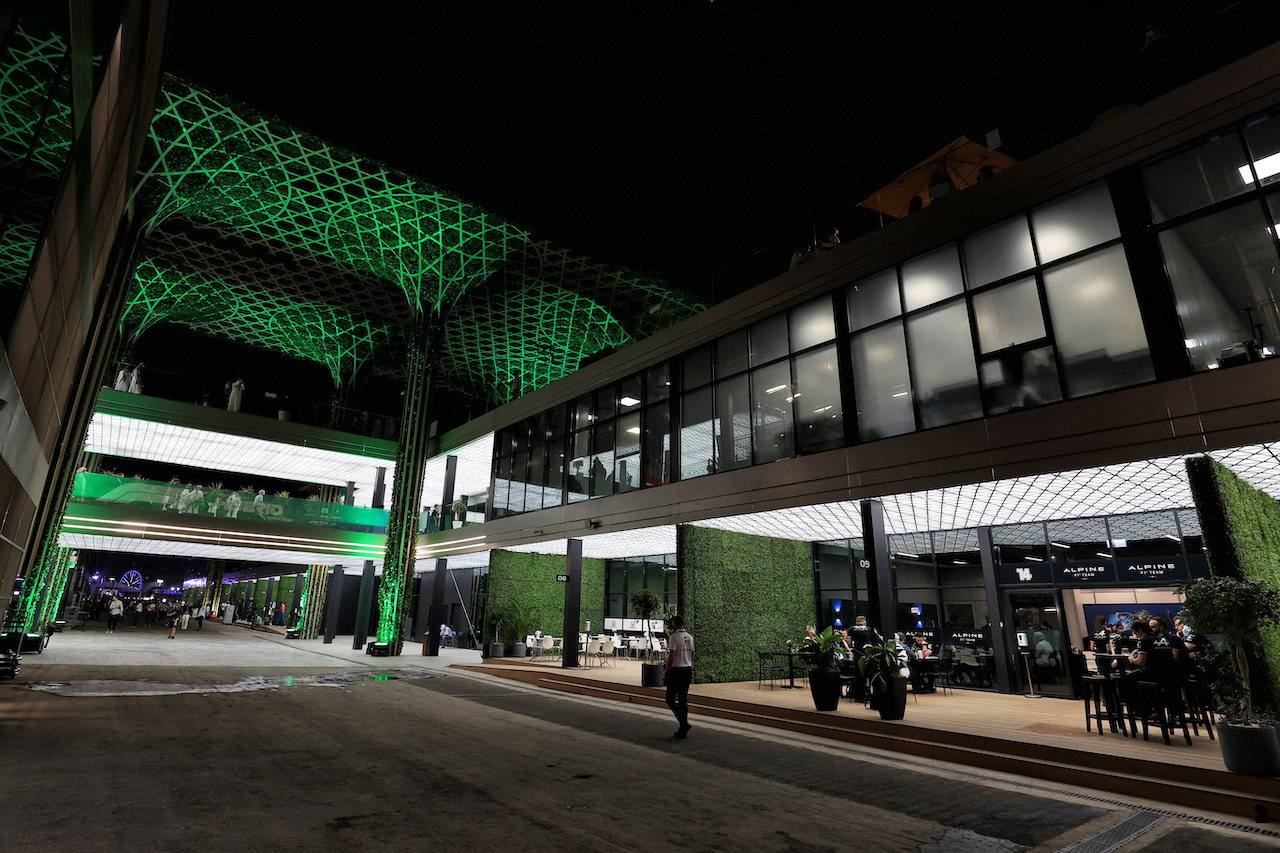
848;616;882;651
1089;615;1114;653
1149;616;1191;680
895;633;932;693
1117;620;1181;709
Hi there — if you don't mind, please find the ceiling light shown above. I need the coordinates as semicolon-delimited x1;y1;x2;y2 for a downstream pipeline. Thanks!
1050;541;1069;548
1184;338;1196;349
1164;534;1182;542
1096;552;1112;558
894;552;919;559
892;391;909;398
765;385;787;394
619;396;641;407
627;427;641;435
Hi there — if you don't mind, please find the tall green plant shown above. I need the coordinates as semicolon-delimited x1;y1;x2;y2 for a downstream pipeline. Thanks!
629;587;663;646
1181;576;1280;722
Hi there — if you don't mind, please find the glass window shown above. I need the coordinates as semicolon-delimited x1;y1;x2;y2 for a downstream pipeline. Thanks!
1178;509;1205;556
906;301;983;428
1143;133;1251;222
980;345;1062;414
615;412;640;493
1161;201;1280;371
789;295;836;351
679;387;714;480
546;437;565;507
573;395;592;431
590;421;615;497
619;375;642;411
890;535;934;586
793;345;844;453
510;450;528;513
896;589;940;638
1047;517;1110;563
972;277;1045;354
940;588;990;636
547;404;566;437
750;360;794;464
682;344;712;389
1031;182;1121;262
715;329;749;378
750;313;789;366
642;402;671;487
568;430;590;503
1244;112;1280;189
512;420;529;451
1108;511;1182;558
852;322;914;441
714;375;751;470
1042;245;1156;397
847;268;901;331
527;444;546;511
594;385;616;423
646;362;671;402
963;216;1035;288
993;522;1047;564
901;243;964;311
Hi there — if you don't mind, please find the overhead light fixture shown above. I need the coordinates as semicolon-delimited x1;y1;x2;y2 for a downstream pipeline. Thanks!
765;385;787;394
627;427;641;435
894;551;919;559
1050;541;1070;548
1096;551;1113;558
619;396;641;407
892;391;909;398
1240;152;1280;183
1164;534;1182;542
1026;556;1044;562
1184;338;1196;349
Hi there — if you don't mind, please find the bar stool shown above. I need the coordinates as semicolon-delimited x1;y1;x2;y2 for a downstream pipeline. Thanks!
1082;673;1128;736
1182;677;1215;739
1137;678;1193;745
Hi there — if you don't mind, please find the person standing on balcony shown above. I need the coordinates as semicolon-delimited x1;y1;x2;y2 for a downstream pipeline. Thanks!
227;490;242;519
226;378;245;412
127;362;144;394
113;364;131;392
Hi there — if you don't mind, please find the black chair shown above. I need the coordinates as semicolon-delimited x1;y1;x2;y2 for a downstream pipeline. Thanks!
1082;672;1128;736
1136;678;1193;745
758;651;785;690
1182;676;1215;739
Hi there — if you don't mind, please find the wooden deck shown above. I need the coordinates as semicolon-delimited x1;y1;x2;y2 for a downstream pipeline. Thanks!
462;656;1280;819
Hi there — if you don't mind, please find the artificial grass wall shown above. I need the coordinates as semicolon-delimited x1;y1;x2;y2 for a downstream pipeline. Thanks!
678;525;814;684
1185;455;1280;711
485;549;605;645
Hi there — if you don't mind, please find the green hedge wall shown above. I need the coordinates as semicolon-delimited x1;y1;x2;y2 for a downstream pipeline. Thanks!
1185;456;1280;711
679;525;814;684
485;550;605;645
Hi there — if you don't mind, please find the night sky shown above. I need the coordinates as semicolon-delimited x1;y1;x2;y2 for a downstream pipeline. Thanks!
157;2;1280;300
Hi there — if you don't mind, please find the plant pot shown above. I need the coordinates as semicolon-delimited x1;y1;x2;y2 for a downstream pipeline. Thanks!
1218;722;1280;776
808;669;842;711
873;676;909;720
487;643;505;658
641;662;665;688
509;642;527;658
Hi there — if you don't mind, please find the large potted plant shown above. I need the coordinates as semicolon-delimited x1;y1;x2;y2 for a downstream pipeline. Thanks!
629;587;665;688
799;626;843;712
858;640;909;720
506;600;530;658
484;604;507;660
1180;576;1280;775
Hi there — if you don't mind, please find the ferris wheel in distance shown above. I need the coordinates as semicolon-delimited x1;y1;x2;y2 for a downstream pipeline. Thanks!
120;570;143;590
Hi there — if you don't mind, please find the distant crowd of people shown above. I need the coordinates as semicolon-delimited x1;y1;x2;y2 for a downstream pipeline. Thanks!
90;593;208;639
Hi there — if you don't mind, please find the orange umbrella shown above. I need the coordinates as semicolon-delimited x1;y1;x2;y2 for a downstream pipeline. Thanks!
859;137;1018;220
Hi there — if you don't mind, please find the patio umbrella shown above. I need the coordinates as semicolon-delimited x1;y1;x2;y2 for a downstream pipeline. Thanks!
859;137;1018;221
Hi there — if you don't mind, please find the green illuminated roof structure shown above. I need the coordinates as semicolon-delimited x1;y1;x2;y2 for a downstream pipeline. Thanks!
0;20;707;404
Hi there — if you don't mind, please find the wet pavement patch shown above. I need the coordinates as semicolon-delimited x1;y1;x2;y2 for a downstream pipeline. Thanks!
26;668;446;697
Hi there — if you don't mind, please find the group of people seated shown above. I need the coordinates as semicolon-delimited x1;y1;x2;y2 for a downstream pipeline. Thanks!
808;617;941;698
1090;615;1202;712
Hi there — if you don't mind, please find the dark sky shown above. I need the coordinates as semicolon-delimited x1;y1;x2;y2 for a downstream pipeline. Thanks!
157;2;1280;301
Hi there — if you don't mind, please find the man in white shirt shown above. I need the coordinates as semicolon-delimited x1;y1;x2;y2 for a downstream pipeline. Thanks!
664;614;695;738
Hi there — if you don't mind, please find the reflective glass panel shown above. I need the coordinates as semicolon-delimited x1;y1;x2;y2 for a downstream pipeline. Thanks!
510;450;528;513
934;529;982;586
619;375;642;411
616;412;641;458
1244;112;1280;188
642;402;671;487
1143;133;1251;222
594;385;617;422
679;387;715;480
851;322;914;441
547;404;566;437
682;344;712;389
789;295;836;351
527;444;546;511
716;329;750;377
573;395;592;431
714;375;751;470
963;216;1035;287
646;361;671;402
793;345;844;453
1161;201;1280;371
1031;182;1121;262
750;360;794;463
546;437;565;508
1046;517;1109;563
1042;245;1156;396
906;301;983;428
568;430;590;503
591;421;615;497
901;243;964;311
750;313;789;367
847;268;901;331
981;346;1062;414
1108;511;1182;558
992;522;1048;564
972;277;1045;353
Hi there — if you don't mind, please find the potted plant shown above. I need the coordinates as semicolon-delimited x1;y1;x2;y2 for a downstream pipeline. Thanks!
629;587;665;688
799;626;843;712
858;640;909;720
506;600;530;658
485;604;507;659
1180;576;1280;775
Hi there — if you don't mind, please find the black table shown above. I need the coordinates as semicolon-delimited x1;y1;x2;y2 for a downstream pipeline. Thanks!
769;648;812;688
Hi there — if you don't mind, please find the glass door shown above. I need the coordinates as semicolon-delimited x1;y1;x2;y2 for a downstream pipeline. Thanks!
1006;590;1072;697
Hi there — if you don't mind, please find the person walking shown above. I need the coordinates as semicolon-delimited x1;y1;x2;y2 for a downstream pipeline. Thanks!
180;606;191;631
166;603;181;639
106;595;123;633
131;600;143;629
194;605;205;631
664;614;695;739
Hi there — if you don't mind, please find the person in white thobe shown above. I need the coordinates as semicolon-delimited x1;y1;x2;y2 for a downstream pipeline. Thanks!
227;378;245;412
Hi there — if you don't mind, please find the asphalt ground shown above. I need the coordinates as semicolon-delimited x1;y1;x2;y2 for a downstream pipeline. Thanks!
1;623;1277;852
